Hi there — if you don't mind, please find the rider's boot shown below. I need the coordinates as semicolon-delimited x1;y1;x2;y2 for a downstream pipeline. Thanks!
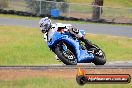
79;37;93;50
79;37;97;54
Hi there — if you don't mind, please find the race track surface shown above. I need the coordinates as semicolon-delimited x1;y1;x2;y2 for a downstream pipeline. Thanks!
0;17;132;38
0;61;132;70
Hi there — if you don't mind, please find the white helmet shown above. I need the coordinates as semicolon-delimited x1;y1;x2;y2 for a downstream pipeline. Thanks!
39;17;51;33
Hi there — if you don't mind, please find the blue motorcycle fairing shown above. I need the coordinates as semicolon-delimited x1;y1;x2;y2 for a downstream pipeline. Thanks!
48;31;95;63
48;32;81;60
79;49;94;63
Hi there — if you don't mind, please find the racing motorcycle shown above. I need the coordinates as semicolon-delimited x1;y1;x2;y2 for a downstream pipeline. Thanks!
47;29;106;65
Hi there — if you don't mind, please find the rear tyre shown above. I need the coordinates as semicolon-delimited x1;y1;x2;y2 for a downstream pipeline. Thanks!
83;39;106;65
54;44;77;65
89;44;106;65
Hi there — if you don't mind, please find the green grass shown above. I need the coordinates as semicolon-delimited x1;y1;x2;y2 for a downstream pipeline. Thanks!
0;25;132;65
67;0;132;8
0;14;88;24
0;14;41;20
104;0;132;8
0;25;59;65
0;77;131;88
67;0;132;19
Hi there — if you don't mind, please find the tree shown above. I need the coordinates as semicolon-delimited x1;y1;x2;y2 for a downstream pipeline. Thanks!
92;0;104;21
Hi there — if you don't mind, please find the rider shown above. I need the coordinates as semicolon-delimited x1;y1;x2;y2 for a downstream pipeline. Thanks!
39;17;93;50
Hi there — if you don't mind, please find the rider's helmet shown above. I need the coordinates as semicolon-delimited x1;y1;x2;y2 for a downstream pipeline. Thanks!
39;17;52;33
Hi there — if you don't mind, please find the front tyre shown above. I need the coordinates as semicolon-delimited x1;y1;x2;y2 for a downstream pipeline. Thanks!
54;45;77;65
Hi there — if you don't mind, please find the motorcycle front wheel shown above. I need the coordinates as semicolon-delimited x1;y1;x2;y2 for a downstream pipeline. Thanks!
54;44;77;65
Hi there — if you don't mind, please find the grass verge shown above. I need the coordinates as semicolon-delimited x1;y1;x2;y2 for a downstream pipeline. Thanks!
0;25;59;65
67;0;132;8
0;14;89;24
0;25;132;65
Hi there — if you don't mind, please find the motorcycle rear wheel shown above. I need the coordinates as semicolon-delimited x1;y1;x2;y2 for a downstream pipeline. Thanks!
90;44;106;65
83;39;106;65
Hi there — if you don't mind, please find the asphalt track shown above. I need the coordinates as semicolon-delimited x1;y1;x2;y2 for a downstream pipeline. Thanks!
0;61;132;69
0;17;132;38
0;17;132;69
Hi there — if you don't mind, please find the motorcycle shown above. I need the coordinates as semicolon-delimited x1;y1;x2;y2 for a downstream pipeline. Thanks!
47;28;106;65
